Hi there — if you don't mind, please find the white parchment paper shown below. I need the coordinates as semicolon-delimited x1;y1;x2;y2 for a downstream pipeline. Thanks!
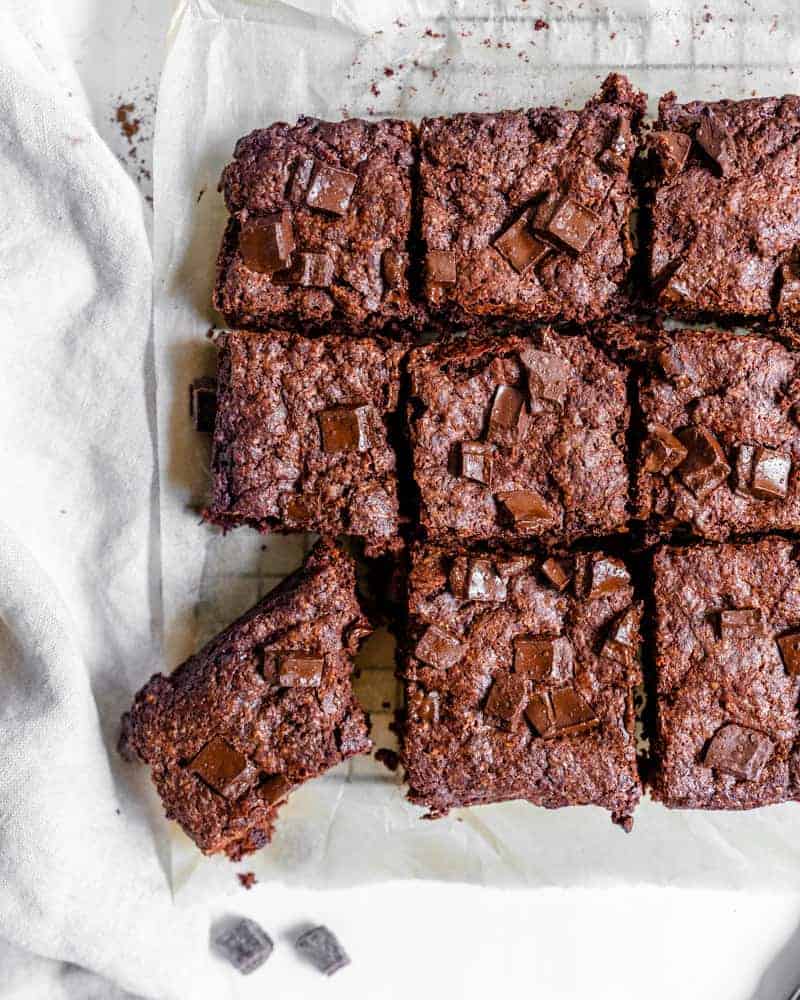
154;0;800;898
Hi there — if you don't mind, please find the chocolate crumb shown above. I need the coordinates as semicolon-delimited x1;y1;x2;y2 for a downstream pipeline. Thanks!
238;871;257;890
375;748;400;771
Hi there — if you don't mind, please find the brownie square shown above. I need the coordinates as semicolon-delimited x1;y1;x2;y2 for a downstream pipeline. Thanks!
419;73;645;325
204;330;404;555
213;116;423;334
407;329;630;546
651;538;800;809
119;540;372;858
635;329;800;540
646;92;800;320
401;544;643;827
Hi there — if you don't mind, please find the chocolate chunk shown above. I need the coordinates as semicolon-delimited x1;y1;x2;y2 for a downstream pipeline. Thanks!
239;211;295;273
695;109;737;176
541;195;600;254
485;672;528;726
259;774;293;805
319;405;371;452
296;926;350;977
284;495;312;522
520;348;571;406
494;213;551;274
718;609;763;640
281;251;334;287
514;635;574;683
415;624;464;670
450;557;507;602
777;262;800;316
659;262;710;306
486;385;525;442
540;557;572;592
305;160;357;215
289;155;314;202
704;723;774;781
190;377;217;433
751;446;791;500
381;249;407;288
525;687;599;738
648;131;691;182
213;918;274;975
643;425;688;476
425;249;457;284
587;554;629;599
496;489;556;531
459;441;492;486
601;606;641;665
734;443;757;496
777;630;800;675
524;691;554;737
190;737;254;799
676;426;731;500
277;652;324;687
598;117;634;174
418;690;439;725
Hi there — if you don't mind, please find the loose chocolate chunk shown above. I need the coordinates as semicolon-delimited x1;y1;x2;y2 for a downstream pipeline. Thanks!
704;723;774;781
415;624;464;670
648;130;691;182
587;554;629;599
695;109;737;176
540;557;572;592
643;425;688;476
277;652;324;687
213;918;274;975
550;687;600;736
778;262;800;316
485;672;528;726
305;160;358;215
260;774;293;805
239;211;295;273
459;441;493;486
288;155;314;202
676;426;731;500
381;249;407;288
318;405;370;453
777;631;800;675
541;195;600;254
601;606;641;665
190;377;217;433
425;249;457;284
751;446;791;500
659;262;710;306
598;117;634;174
190;737;253;799
718;609;763;640
487;385;525;442
418;690;440;725
281;251;334;287
515;635;574;684
520;348;571;406
496;489;556;531
494;213;551;274
296;926;350;977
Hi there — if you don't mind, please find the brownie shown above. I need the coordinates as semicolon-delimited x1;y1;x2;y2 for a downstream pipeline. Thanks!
204;329;404;555
400;544;643;827
646;92;800;320
651;538;800;809
418;74;646;325
213;116;423;334
119;540;372;858
635;329;800;540
407;329;630;546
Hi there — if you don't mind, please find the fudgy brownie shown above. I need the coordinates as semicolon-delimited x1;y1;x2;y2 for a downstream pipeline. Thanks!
635;329;800;540
401;544;642;827
651;538;800;809
204;329;404;555
119;540;372;858
646;92;800;320
213;116;423;334
419;74;646;325
407;329;630;545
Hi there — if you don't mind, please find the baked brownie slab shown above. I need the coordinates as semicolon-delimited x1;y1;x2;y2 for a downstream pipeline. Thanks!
214;116;423;334
646;92;800;320
407;329;630;546
204;330;404;555
419;74;646;325
401;544;642;827
119;540;372;858
651;538;800;809
636;329;800;540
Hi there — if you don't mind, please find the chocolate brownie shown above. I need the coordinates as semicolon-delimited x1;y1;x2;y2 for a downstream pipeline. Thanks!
407;329;630;545
401;544;642;827
419;74;646;325
204;329;404;555
635;329;800;540
646;92;800;320
119;540;372;858
213;116;423;334
650;538;800;809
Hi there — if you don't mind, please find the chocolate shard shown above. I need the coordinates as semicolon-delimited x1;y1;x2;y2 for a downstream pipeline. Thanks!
520;348;572;406
259;774;293;805
647;130;691;182
587;554;630;599
190;377;217;433
598;117;634;174
777;630;800;675
751;446;792;500
550;687;600;736
643;425;688;476
494;213;551;274
459;441;493;486
280;251;335;287
296;926;350;977
277;652;324;687
213;918;274;975
695;109;737;176
777;262;800;316
381;249;407;288
425;249;457;284
524;691;554;736
486;384;525;443
718;608;763;641
450;557;507;603
415;624;464;670
305;160;358;215
485;672;528;726
288;155;314;202
189;737;254;799
318;405;371;453
601;606;642;665
496;489;556;532
514;635;574;684
540;557;572;592
676;426;731;500
704;723;774;781
417;690;439;725
239;210;295;273
540;195;600;254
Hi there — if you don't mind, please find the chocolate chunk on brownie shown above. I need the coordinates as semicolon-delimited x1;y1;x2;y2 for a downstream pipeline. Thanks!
119;540;372;858
646;92;800;320
407;329;630;545
400;545;642;827
204;330;404;555
635;329;800;540
213;117;423;334
419;73;645;325
650;538;800;809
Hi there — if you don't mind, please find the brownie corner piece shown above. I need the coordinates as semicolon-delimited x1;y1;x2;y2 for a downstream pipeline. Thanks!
646;91;800;320
204;328;403;555
419;73;646;325
651;537;800;810
400;544;642;827
120;539;373;858
213;116;423;334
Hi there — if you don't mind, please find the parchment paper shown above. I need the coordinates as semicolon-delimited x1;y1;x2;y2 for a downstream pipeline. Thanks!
154;0;800;899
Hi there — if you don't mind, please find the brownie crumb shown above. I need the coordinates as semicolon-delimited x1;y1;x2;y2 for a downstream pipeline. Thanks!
375;748;400;772
238;871;257;890
534;18;549;30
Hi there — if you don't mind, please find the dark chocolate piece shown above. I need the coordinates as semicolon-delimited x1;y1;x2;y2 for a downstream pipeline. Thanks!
704;723;773;781
458;558;507;603
296;926;350;976
778;263;800;316
587;555;630;599
418;690;439;725
318;405;371;453
514;635;573;684
190;738;254;800
281;251;334;287
414;624;464;671
459;441;492;486
212;918;274;975
541;195;600;254
695;109;737;176
647;130;691;181
777;631;800;675
751;447;791;500
305;160;358;215
525;687;598;738
643;426;688;476
485;672;528;726
598;117;634;174
239;211;295;273
601;606;641;666
540;557;572;592
520;348;571;406
190;378;217;433
277;653;324;687
289;155;314;202
496;489;556;530
487;385;525;442
676;426;731;500
494;213;550;273
381;249;407;288
259;775;293;805
425;250;456;284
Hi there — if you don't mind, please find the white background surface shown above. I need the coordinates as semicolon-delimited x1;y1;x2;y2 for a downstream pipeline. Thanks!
25;0;800;997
